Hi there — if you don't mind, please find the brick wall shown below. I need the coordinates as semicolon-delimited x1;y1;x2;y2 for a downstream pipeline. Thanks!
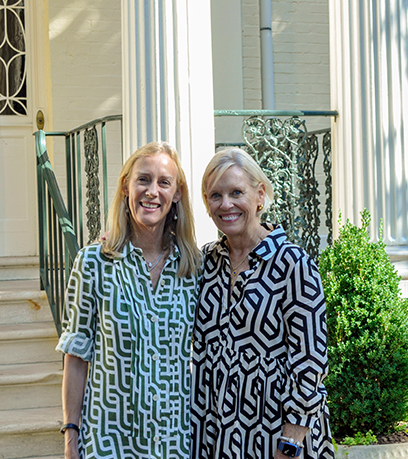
241;0;330;130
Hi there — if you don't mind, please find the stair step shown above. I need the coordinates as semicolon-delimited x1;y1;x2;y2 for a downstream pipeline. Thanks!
26;457;64;459
27;454;65;459
0;280;50;325
0;406;64;459
0;322;59;365
0;362;63;410
0;256;40;281
27;457;64;459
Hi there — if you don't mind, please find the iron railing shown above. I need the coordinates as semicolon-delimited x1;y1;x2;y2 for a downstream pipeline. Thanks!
35;115;123;335
35;110;335;334
214;110;338;260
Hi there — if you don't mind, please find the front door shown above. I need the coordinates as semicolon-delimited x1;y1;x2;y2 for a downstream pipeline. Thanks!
0;0;48;257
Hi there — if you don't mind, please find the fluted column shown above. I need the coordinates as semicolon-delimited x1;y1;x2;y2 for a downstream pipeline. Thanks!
329;0;408;249
121;0;217;245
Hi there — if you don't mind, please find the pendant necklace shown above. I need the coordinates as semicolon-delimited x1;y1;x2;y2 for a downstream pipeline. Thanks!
147;251;164;271
231;256;248;277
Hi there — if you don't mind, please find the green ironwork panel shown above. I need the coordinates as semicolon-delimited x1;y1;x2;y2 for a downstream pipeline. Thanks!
84;126;101;244
217;114;333;260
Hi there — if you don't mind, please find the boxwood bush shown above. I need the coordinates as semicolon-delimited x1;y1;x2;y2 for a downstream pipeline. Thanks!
319;209;408;437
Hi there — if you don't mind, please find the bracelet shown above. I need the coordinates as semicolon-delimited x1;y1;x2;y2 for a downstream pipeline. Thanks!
279;436;304;448
60;423;80;435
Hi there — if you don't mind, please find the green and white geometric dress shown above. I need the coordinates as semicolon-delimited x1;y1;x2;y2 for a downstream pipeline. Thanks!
56;242;201;459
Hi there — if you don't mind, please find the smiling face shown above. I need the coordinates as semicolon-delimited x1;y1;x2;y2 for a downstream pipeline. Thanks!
123;153;181;234
205;165;265;239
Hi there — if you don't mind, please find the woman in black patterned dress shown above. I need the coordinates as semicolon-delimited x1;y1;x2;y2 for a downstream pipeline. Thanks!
190;148;334;459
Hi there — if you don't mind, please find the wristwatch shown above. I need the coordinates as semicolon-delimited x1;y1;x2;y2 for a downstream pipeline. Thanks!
278;438;303;457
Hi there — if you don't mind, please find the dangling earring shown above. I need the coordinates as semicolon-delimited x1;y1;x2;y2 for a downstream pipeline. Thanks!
257;204;264;212
173;201;178;220
124;196;129;213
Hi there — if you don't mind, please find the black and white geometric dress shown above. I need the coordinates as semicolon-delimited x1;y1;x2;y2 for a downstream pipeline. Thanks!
190;225;335;459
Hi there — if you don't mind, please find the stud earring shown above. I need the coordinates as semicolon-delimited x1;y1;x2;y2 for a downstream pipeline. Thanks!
257;204;264;212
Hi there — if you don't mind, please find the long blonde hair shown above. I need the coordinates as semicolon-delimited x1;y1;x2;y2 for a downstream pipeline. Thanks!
102;141;200;277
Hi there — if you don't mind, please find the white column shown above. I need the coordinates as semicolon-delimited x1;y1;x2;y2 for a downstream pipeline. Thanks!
121;0;217;246
329;0;408;248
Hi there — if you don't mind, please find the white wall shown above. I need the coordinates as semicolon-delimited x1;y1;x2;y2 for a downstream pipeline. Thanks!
242;0;263;109
47;0;123;228
48;0;122;129
211;0;246;144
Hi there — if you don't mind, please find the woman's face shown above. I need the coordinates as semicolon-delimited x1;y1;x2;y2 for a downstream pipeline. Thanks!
205;165;265;239
124;153;181;233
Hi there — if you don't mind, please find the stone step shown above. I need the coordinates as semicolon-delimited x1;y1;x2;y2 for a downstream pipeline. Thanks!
0;361;63;411
0;279;51;325
0;322;60;365
27;457;64;459
387;247;408;297
0;406;64;459
0;256;40;281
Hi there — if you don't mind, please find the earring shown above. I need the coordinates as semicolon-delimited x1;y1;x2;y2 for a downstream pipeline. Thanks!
257;204;264;212
173;201;178;220
124;196;129;213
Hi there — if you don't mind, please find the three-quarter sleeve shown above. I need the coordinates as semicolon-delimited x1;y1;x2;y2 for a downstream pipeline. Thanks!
280;250;329;428
55;247;97;362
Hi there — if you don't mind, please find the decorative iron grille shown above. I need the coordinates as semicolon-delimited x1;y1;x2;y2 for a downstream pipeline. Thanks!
215;112;335;260
0;0;27;116
84;126;101;244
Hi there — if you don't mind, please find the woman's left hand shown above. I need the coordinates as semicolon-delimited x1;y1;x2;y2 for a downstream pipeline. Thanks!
274;422;308;459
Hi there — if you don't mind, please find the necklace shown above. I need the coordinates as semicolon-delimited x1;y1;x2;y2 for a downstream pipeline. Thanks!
147;251;164;271
229;236;263;284
231;256;248;276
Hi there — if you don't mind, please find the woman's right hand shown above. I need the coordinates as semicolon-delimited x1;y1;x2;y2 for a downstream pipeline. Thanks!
61;354;88;459
64;429;80;459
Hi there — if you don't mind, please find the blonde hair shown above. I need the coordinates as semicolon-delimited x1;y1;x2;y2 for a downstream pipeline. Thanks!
102;141;200;277
202;147;274;216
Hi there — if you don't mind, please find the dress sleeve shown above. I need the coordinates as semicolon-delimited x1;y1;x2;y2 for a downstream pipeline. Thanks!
55;247;97;362
280;248;329;428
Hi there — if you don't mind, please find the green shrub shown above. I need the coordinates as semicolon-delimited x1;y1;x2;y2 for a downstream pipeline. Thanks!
319;209;408;437
341;430;377;446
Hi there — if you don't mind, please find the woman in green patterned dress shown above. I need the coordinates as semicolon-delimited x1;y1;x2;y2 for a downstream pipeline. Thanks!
56;141;201;459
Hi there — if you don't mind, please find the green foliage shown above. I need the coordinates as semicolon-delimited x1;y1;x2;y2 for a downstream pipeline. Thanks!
341;430;378;446
319;209;408;437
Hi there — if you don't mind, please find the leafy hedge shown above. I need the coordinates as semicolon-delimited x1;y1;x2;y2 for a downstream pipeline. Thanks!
319;209;408;436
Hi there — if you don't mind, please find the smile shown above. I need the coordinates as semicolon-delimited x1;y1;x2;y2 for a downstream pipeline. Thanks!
220;213;240;222
140;202;160;209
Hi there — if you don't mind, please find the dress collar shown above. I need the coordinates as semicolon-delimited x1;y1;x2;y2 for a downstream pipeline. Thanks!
113;240;180;262
205;224;287;262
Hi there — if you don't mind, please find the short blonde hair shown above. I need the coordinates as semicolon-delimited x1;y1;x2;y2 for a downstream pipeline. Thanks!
202;147;274;216
102;141;200;277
